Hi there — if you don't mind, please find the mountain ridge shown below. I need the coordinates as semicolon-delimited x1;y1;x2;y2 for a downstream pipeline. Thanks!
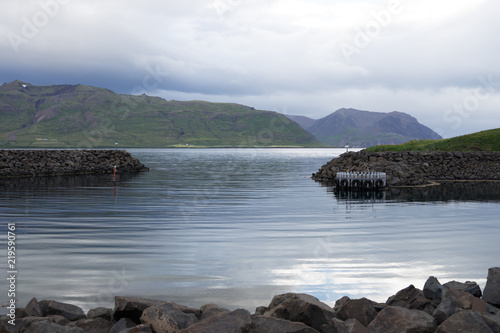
0;80;323;148
287;108;442;147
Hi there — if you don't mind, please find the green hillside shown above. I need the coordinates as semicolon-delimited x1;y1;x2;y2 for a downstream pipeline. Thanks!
366;128;500;152
0;81;323;148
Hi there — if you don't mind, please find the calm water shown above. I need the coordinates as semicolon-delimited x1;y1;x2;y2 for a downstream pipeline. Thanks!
1;148;499;314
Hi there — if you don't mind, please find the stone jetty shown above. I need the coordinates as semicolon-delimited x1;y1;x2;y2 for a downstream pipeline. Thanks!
0;150;148;178
312;150;500;186
2;268;500;332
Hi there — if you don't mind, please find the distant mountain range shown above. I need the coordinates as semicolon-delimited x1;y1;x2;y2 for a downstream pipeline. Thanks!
287;108;442;147
0;81;322;148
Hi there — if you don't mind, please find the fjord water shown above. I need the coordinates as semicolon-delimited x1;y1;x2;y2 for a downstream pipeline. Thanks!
1;148;499;313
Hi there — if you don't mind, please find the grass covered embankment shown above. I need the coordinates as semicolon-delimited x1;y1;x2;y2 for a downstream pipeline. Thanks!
366;128;500;152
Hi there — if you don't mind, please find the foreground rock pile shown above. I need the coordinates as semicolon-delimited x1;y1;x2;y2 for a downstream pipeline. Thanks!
312;150;500;186
2;268;500;333
0;150;148;178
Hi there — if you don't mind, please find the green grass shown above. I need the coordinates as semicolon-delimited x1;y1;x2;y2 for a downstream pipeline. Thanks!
366;128;500;152
0;81;325;148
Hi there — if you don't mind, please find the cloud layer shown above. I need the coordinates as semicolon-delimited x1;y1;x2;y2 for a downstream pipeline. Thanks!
2;0;499;138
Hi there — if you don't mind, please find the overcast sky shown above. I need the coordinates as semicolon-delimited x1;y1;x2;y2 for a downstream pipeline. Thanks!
1;0;499;138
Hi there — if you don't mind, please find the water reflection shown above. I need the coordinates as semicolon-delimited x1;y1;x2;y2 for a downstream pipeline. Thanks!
0;172;143;193
321;181;500;203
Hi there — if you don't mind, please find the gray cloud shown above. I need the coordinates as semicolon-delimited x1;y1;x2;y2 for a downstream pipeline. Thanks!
1;0;499;138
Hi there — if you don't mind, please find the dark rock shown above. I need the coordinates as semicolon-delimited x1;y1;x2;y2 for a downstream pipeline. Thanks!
322;318;369;333
249;315;319;333
119;324;153;333
46;315;71;326
458;293;489;312
482;313;500;332
69;318;113;333
39;300;86;321
14;307;27;320
87;307;112;321
483;267;500;306
0;150;148;179
424;276;445;303
263;293;335;331
254;306;268;315
24;297;43;317
0;315;19;333
443;280;482;298
113;296;165;324
444;288;489;312
433;296;462;325
386;285;435;315
436;310;495;333
172;302;203;319
177;309;252;333
336;298;377;327
367;306;436;333
333;296;350;312
140;302;198;333
312;151;500;186
109;318;137;333
18;317;84;333
200;303;230;320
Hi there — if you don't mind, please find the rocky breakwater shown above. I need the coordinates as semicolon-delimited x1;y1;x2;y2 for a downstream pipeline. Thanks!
2;267;500;332
312;150;500;186
0;150;148;178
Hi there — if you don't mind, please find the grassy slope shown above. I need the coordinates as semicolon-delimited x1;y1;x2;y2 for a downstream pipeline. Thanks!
366;128;500;152
0;81;324;148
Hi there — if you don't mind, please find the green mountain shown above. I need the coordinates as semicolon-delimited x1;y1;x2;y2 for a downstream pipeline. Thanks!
0;81;323;148
366;128;500;152
287;108;442;147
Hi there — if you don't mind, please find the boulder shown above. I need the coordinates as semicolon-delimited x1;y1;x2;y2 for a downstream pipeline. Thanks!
249;315;319;333
386;285;435;315
254;306;268;315
458;293;489;312
444;288;489;312
200;303;230;320
443;280;482;298
436;310;495;333
113;296;165;323
140;303;198;333
424;276;445;303
336;298;377;327
432;296;462;325
333;297;350;312
483;267;500;306
18;317;84;333
69;318;113;333
178;309;252;333
87;307;113;321
39;300;86;321
109;317;137;333
367;306;436;333
45;315;71;326
482;313;500;332
263;293;335;331
24;298;43;317
119;324;153;333
322;318;369;333
172;302;203;319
